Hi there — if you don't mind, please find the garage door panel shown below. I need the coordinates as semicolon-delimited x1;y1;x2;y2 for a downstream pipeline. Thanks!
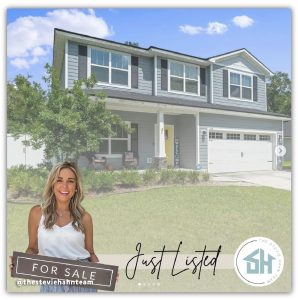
208;135;273;173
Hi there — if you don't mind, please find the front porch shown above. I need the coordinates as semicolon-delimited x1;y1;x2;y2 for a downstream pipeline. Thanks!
78;108;203;171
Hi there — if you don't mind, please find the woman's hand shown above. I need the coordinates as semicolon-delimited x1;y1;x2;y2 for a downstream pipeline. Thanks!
9;256;14;272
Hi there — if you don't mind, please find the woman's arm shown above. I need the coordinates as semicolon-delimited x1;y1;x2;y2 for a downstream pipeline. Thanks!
83;212;99;263
26;205;41;254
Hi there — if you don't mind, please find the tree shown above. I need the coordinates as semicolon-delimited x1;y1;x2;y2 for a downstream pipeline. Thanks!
124;41;139;47
7;64;128;162
267;72;291;116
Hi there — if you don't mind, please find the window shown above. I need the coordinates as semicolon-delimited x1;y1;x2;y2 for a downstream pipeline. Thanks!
244;134;256;140
259;135;271;141
91;48;130;87
227;133;240;140
170;61;199;94
229;71;252;101
99;123;131;156
209;132;223;139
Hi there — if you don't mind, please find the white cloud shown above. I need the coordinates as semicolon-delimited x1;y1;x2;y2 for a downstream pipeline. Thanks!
180;21;228;36
29;57;39;65
179;25;204;35
206;22;228;35
232;15;254;28
31;46;48;57
7;9;114;70
10;58;30;69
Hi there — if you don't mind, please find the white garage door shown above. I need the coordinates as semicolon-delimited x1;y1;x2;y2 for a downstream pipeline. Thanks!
208;132;273;173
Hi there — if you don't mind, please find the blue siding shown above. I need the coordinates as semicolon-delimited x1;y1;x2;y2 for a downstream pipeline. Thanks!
176;115;196;169
68;41;79;88
198;113;282;170
109;111;156;169
60;56;65;88
200;113;282;131
157;57;208;103
67;41;153;94
132;56;153;95
212;63;267;111
65;40;270;116
199;126;208;170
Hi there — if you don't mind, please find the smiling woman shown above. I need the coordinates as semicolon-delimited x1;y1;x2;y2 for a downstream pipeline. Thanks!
24;161;99;293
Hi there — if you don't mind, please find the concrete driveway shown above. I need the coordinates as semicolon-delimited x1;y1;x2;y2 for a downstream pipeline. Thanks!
211;170;291;191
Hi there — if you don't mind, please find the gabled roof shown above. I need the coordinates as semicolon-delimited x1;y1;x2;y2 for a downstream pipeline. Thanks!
208;48;273;76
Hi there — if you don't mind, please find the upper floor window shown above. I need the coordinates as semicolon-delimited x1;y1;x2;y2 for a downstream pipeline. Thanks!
229;71;252;101
90;48;130;87
169;61;199;94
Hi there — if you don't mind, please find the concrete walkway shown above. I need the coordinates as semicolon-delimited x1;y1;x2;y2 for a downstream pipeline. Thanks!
212;170;291;191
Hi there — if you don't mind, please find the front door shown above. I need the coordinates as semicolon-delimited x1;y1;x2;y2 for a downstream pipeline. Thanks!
165;125;174;167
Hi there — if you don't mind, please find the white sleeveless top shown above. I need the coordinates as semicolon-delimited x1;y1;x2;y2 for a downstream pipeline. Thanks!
38;214;90;260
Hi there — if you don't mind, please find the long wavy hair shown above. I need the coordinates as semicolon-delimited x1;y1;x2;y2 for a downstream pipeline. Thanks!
41;161;86;232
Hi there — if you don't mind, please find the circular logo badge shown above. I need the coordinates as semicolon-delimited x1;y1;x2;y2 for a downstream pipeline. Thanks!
275;145;287;157
234;237;284;287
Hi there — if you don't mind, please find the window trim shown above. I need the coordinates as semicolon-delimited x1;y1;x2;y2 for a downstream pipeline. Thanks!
87;46;131;89
244;134;257;141
259;134;271;141
226;133;241;140
228;70;253;102
168;59;200;96
209;131;223;140
99;121;131;157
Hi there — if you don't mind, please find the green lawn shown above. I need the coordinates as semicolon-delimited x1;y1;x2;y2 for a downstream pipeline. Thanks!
7;186;291;292
283;160;292;170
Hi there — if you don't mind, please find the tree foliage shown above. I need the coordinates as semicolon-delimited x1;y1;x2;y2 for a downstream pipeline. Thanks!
7;64;127;162
267;72;291;116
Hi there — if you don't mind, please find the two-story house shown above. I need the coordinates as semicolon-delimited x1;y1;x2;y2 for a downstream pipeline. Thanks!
53;28;290;173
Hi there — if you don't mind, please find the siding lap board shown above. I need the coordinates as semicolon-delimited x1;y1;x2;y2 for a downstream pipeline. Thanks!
157;57;208;103
68;41;79;88
213;64;267;111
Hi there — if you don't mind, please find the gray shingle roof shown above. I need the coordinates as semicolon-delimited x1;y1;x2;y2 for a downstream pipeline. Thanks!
87;88;288;118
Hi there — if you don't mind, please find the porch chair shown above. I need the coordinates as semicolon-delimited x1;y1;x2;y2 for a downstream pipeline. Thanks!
122;151;138;169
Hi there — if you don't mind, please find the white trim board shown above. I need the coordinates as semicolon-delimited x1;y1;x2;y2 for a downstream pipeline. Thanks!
64;40;68;88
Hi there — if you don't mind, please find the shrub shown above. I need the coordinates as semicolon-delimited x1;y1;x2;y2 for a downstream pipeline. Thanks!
8;166;47;199
201;172;210;182
159;169;176;185
188;171;200;184
96;171;116;192
82;170;116;192
81;170;97;193
173;170;188;184
118;170;142;188
143;169;159;185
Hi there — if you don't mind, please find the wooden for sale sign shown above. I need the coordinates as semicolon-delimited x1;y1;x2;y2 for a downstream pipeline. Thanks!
11;251;118;291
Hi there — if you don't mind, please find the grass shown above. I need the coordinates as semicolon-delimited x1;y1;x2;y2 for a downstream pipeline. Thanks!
283;160;292;170
7;186;291;292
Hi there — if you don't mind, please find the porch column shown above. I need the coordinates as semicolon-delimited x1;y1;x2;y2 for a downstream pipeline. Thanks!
154;111;166;168
195;113;200;168
157;111;166;157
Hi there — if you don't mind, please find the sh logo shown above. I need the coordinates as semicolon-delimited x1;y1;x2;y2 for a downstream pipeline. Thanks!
234;237;284;286
244;248;275;274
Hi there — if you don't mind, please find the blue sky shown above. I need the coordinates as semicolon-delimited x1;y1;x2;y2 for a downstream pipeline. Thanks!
7;8;292;84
